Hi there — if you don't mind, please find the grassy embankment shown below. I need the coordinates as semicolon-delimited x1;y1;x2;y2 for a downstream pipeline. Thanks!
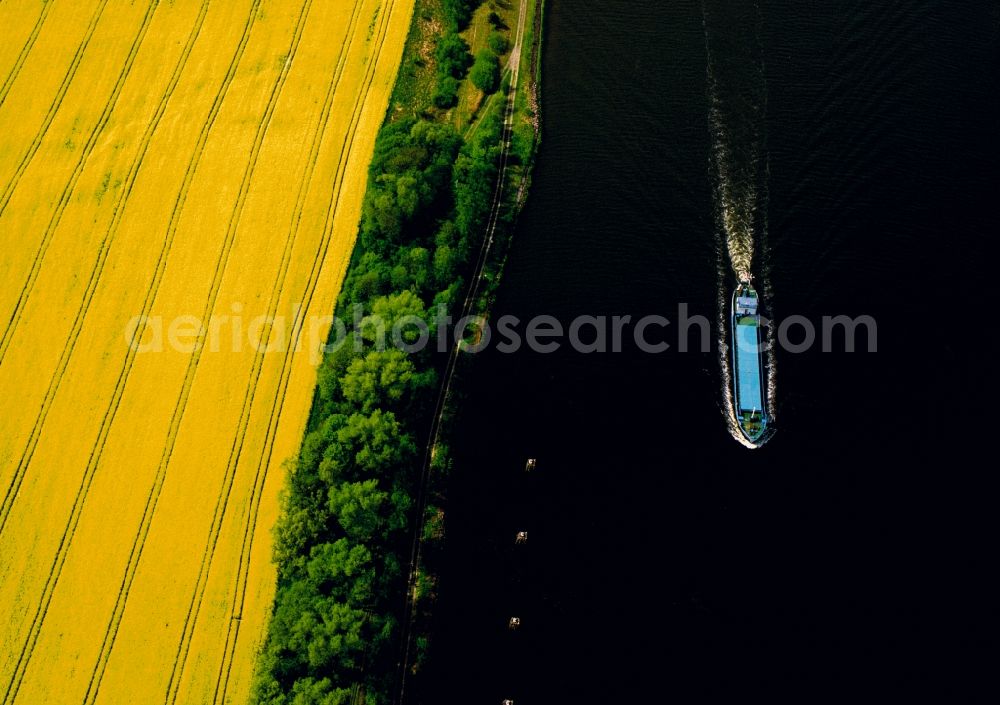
251;0;543;703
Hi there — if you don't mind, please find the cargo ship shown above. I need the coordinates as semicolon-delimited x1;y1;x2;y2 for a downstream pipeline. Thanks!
731;281;768;443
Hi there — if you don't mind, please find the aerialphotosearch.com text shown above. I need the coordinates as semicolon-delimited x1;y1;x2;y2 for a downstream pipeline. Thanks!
125;303;877;363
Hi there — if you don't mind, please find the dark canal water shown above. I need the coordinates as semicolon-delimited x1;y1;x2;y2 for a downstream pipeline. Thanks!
421;0;997;699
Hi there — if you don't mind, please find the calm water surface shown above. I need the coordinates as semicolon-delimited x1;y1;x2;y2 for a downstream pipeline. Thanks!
420;1;997;699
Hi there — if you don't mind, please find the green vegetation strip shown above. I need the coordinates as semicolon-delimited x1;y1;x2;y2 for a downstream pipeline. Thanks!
251;1;540;703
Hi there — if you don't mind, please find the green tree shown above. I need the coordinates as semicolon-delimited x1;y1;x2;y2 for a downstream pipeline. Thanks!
387;246;431;293
327;409;416;479
315;341;358;417
434;32;472;79
433;243;459;285
433;75;460;108
341;349;416;412
273;487;330;575
469;49;500;93
288;677;352;705
488;31;509;55
433;278;465;312
285;599;366;671
362;289;427;345
453;156;499;236
441;0;479;30
360;119;461;251
327;479;388;541
306;539;374;601
249;651;285;705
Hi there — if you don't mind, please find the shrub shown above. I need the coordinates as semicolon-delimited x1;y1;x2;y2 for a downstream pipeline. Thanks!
487;31;509;55
434;32;472;79
442;0;480;30
469;49;500;94
432;75;460;108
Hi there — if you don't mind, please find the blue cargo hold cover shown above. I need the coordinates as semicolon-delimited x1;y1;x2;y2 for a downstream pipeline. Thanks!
735;323;763;412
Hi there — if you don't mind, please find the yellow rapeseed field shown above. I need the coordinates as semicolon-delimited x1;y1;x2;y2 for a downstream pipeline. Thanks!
0;0;414;703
